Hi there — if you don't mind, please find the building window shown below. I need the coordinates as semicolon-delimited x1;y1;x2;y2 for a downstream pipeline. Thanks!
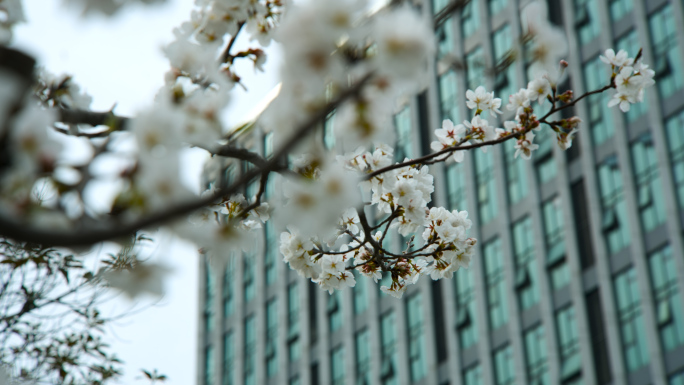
492;24;515;103
353;271;368;314
394;106;413;161
524;324;549;385
454;269;478;349
380;311;398;385
648;245;684;352
575;0;601;45
597;156;630;255
289;377;301;385
243;253;255;303
512;217;539;310
649;4;684;98
438;69;461;124
287;283;300;362
324;112;335;150
330;346;345;385
223;332;234;385
631;133;666;233
671;371;684;385
265;299;278;377
493;345;515;385
327;290;342;333
572;180;595;269
475;149;497;225
264;222;277;286
489;0;507;15
355;329;371;384
446;161;468;211
586;290;613;383
609;0;632;21
407;294;427;381
666;111;684;210
461;1;479;38
536;153;557;185
205;261;216;333
463;364;483;385
485;238;508;330
543;197;565;264
244;315;256;385
614;266;650;372
437;17;454;58
583;57;615;146
432;0;449;14
204;345;215;385
556;306;581;381
223;256;235;319
504;139;528;204
615;30;646;122
466;47;485;90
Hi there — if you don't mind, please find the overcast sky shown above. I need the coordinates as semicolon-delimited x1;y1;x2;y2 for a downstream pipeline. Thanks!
12;1;281;384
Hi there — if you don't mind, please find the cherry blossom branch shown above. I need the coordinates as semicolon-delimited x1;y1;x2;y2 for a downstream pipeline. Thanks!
0;73;373;247
221;22;246;64
366;83;614;180
58;108;128;131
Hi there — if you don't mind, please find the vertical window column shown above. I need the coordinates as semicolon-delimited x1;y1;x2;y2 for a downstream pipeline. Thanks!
223;332;234;385
512;217;539;311
556;306;581;381
597;156;630;255
505;140;529;204
583;58;614;146
493;345;515;385
613;267;650;372
380;311;398;385
330;346;345;385
524;325;549;385
244;316;256;385
484;238;508;330
265;300;278;377
649;4;684;98
205;262;216;333
438;70;461;124
574;0;601;45
353;272;368;314
223;256;235;319
475;150;497;225
630;133;666;233
492;24;515;102
243;254;255;303
205;345;215;385
461;1;479;39
355;329;371;384
446;162;468;211
463;364;483;385
542;197;569;290
287;283;300;362
648;245;684;352
407;294;427;382
454;270;478;349
327;290;342;333
666;112;684;210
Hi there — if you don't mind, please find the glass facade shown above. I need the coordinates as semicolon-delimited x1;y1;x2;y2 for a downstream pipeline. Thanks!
484;238;508;330
466;46;485;90
223;332;234;385
355;329;371;384
583;57;614;146
265;299;278;377
575;0;601;45
380;311;398;385
630;133;666;233
493;345;515;385
243;253;255;303
475;149;497;225
492;24;515;103
287;283;300;362
597;156;630;254
649;3;684;98
666;111;684;210
331;346;345;385
406;294;426;381
512;216;539;310
461;0;479;38
556;306;581;381
353;271;368;314
505;140;528;204
244;315;256;385
454;267;478;349
524;324;549;385
609;0;632;21
223;257;235;319
614;267;650;372
439;70;461;124
328;290;342;333
394;107;413;162
446;161;468;211
463;364;483;385
648;245;684;352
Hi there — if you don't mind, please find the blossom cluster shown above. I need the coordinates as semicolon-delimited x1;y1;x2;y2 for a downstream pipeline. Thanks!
601;49;656;112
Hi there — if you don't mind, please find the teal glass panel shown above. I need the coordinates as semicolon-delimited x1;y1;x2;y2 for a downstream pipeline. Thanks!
437;17;454;58
463;364;483;385
648;245;684;351
485;238;508;330
542;197;565;265
461;1;480;38
597;156;630;254
205;259;216;332
550;261;570;291
615;30;647;122
394;107;413;161
505;138;528;204
494;345;516;385
613;267;650;371
512;217;539;310
583;57;615;146
575;0;601;45
328;290;342;332
331;346;345;385
536;155;558;184
489;0;507;15
355;329;371;384
446;161;468;211
492;24;515;102
671;371;684;385
475;149;497;225
630;133;666;233
438;69;461;124
353;271;368;314
454;269;478;348
287;283;301;362
380;311;398;385
524;325;549;385
407;294;427;381
223;256;235;319
266;299;278;377
649;4;684;98
264;222;277;286
243;253;255;302
223;332;234;385
205;345;215;385
244;315;256;385
466;46;485;90
432;0;449;14
609;0;632;21
556;306;581;380
666;112;684;209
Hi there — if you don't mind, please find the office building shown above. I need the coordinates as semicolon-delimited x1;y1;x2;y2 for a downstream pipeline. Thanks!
198;0;684;384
